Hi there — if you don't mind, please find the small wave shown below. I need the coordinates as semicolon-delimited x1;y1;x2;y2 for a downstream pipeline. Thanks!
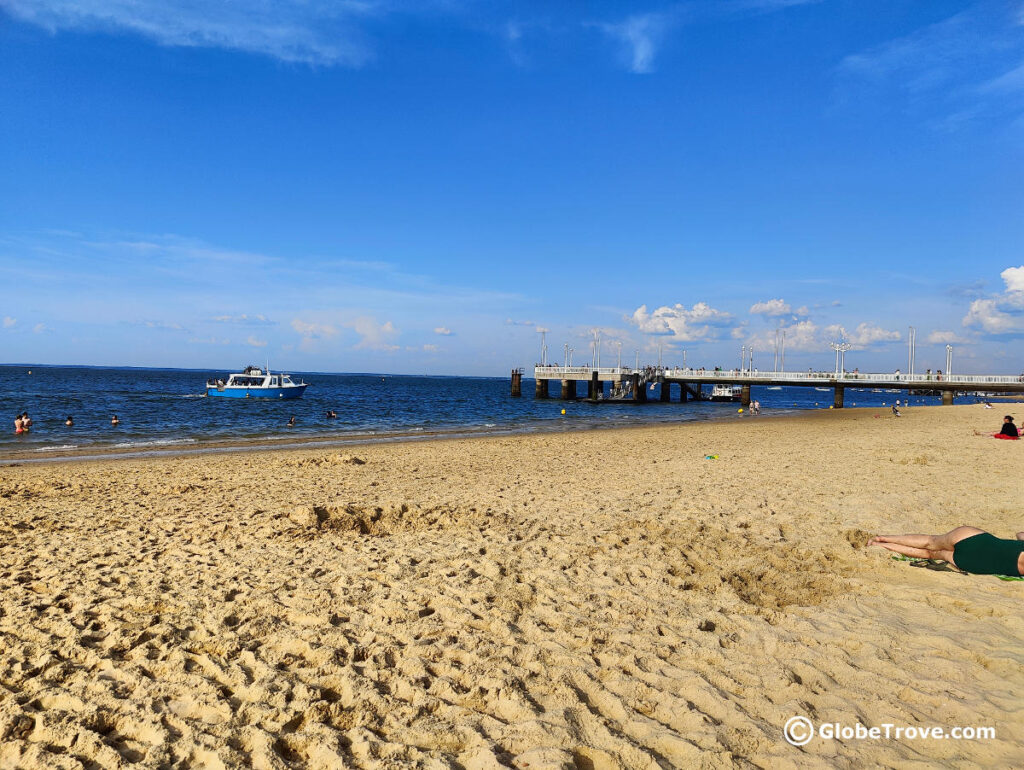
34;444;79;452
112;438;198;449
483;423;496;427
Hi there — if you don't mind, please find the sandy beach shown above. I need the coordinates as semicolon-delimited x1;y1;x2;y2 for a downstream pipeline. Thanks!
1;404;1022;768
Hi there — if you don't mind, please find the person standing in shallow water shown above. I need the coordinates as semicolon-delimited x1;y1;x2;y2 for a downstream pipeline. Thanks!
14;414;24;434
66;416;73;426
111;415;120;426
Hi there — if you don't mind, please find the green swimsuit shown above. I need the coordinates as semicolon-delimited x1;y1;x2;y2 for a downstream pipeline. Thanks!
952;533;1024;576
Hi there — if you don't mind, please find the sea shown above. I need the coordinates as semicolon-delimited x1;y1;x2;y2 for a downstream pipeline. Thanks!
0;365;962;461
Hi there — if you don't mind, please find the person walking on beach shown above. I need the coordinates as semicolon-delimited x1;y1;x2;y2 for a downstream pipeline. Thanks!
869;528;1024;576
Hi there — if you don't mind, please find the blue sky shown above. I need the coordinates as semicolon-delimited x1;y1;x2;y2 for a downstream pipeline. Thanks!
1;0;1022;375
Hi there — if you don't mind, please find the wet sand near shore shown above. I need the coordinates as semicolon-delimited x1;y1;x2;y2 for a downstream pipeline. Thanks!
1;405;1022;768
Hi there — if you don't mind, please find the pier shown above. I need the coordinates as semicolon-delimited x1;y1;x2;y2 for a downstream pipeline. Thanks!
528;366;1024;407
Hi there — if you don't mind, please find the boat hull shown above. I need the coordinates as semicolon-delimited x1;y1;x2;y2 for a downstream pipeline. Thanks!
207;385;308;399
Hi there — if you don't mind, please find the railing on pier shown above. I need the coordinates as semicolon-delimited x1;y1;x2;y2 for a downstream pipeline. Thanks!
534;365;1024;387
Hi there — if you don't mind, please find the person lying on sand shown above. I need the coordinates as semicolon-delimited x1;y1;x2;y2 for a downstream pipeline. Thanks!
869;528;1024;576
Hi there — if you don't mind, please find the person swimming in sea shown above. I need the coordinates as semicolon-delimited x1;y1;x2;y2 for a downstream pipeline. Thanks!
66;415;74;426
287;415;296;427
111;414;120;426
869;528;1024;576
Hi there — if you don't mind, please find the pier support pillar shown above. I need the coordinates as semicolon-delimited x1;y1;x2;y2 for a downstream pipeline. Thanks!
833;385;844;409
741;384;751;408
631;374;643;403
942;390;954;406
535;378;549;399
561;379;575;400
679;382;688;402
511;369;522;397
660;381;671;402
590;370;600;399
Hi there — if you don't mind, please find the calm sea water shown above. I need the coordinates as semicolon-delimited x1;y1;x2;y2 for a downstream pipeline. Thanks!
0;365;958;459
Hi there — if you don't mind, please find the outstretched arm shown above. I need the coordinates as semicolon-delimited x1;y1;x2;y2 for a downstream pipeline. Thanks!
1016;532;1024;541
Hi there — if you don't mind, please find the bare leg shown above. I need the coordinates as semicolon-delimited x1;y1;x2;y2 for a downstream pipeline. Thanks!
869;527;984;552
872;543;936;559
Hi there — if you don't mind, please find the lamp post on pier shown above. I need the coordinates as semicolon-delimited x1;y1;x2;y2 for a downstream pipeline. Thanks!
946;344;953;376
908;326;916;377
617;341;622;370
564;343;569;368
829;341;852;376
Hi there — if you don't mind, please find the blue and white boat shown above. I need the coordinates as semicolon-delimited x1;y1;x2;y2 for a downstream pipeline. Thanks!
206;366;308;399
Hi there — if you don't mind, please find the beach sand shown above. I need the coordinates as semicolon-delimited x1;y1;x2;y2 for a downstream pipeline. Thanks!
1;404;1022;768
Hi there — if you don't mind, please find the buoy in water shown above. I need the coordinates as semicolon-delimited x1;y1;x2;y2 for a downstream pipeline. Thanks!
738;408;743;413
560;409;566;415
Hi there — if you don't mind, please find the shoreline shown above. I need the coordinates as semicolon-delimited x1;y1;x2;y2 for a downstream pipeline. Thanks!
0;404;904;465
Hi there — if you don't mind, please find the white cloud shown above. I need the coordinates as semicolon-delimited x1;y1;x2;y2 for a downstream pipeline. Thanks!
1001;265;1024;294
745;319;828;352
1;0;378;66
776;320;820;351
433;326;453;336
597;13;670;74
926;330;970;344
837;5;1024;129
130;319;185;331
188;336;231;345
750;298;791;316
291;318;339;352
422;343;439;353
963;298;1019;334
213;313;273;325
32;323;47;333
962;266;1024;334
535;326;550;334
346;316;399;351
822;322;900;347
2;316;15;328
246;335;267;348
629;302;733;341
505;318;535;327
291;319;338;339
